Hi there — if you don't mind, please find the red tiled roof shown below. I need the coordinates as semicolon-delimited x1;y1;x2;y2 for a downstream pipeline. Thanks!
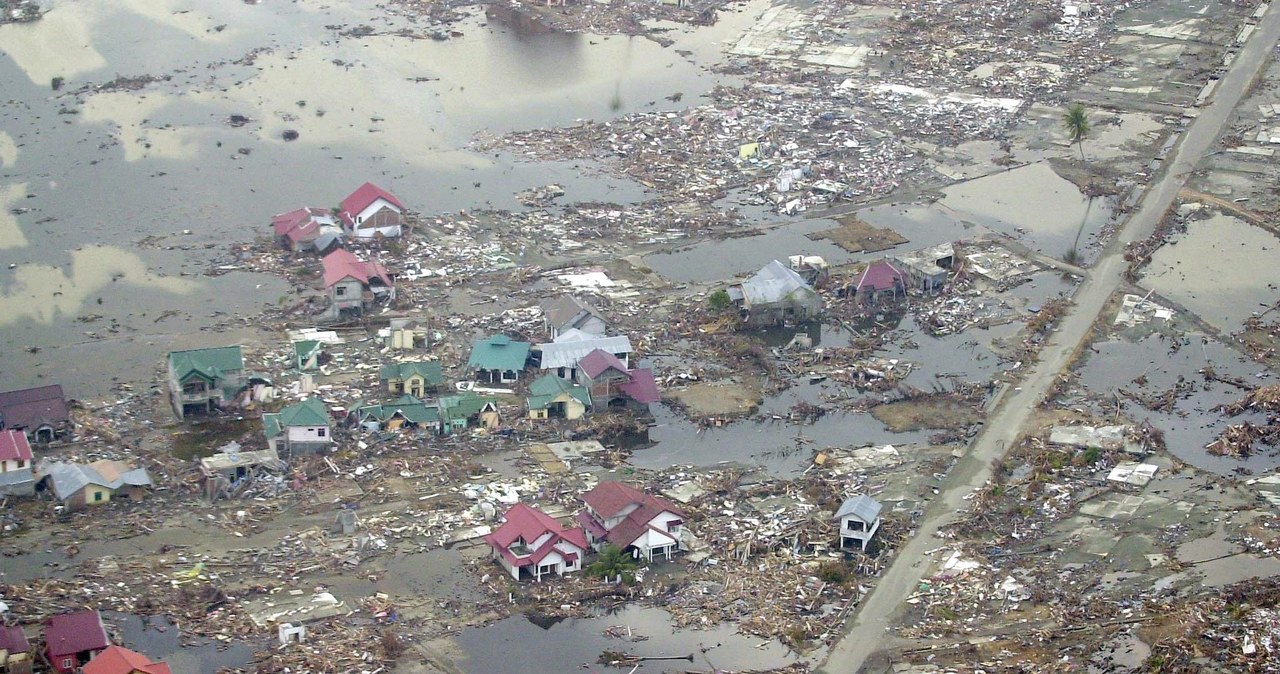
43;610;109;658
618;368;660;404
0;430;33;462
340;182;404;218
321;248;392;289
84;645;172;674
0;625;29;654
484;503;586;568
581;481;648;520
576;510;607;539
855;260;905;293
0;385;69;432
578;349;628;380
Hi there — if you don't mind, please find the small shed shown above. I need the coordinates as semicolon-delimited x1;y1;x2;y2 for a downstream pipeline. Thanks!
834;495;882;551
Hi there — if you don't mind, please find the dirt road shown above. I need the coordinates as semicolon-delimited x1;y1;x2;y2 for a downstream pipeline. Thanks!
817;7;1280;672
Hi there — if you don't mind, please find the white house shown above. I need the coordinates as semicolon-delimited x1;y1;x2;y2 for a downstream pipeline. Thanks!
263;398;333;457
578;481;684;562
834;495;881;551
536;329;632;380
483;503;587;582
339;182;405;240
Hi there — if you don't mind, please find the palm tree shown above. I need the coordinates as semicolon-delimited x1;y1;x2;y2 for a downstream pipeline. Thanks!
1063;103;1089;161
586;544;639;583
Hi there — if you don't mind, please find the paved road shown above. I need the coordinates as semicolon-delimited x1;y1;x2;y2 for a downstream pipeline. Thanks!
817;9;1280;674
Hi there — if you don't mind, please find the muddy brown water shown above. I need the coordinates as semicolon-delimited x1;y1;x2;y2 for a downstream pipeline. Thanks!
106;612;259;674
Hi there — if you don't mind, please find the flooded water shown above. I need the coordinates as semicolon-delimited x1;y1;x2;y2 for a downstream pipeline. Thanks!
643;218;861;283
456;605;796;673
105;612;259;674
1145;213;1280;334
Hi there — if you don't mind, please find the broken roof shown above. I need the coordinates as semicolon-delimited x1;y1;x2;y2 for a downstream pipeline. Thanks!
0;384;70;431
379;361;444;385
834;495;882;523
540;295;607;333
538;333;633;371
168;347;244;383
0;429;33;462
354;396;440;425
321;248;392;289
271;207;337;243
340;182;404;217
83;645;172;674
36;460;153;500
200;444;283;473
578;349;629;380
467;335;531;373
739;260;817;306
43;610;109;658
438;393;498;422
527;374;592;410
855;260;906;293
619;367;660;404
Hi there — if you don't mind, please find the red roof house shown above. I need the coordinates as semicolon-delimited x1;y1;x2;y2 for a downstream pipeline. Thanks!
271;207;340;253
339;182;405;240
0;624;32;674
43;610;109;674
0;430;33;463
575;350;660;409
483;503;587;582
851;260;905;306
578;482;685;562
320;248;394;320
0;385;70;443
83;646;172;674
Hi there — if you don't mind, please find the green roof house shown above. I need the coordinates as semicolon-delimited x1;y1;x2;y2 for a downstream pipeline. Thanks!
262;397;332;456
168;346;246;419
379;361;444;397
351;395;440;432
294;340;325;371
466;335;531;384
439;394;500;434
526;374;591;421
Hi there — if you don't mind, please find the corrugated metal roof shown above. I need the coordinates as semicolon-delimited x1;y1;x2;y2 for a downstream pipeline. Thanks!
36;460;152;500
537;334;632;370
833;495;881;523
740;260;815;305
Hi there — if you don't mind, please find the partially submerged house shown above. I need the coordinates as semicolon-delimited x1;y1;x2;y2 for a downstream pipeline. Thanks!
0;429;35;497
262;398;332;457
576;349;660;410
892;243;954;294
271;207;342;254
834;495;881;552
339;182;405;240
438;394;500;435
0;384;71;443
43;610;109;674
849;260;906;307
350;396;439;433
467;335;531;384
321;248;394;321
729;260;824;327
379;361;444;397
535;330;632;380
484;503;587;582
0;624;32;674
579;481;685;562
82;646;172;674
36;460;153;510
540;295;608;340
526;374;591;421
167;346;246;419
788;254;830;287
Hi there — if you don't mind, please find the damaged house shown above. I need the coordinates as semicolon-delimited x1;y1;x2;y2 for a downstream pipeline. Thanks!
438;394;500;434
535;330;632;380
350;396;439;433
0;624;32;674
576;349;660;411
379;361;444;397
578;481;685;562
167;346;246;419
892;243;954;294
271;207;342;254
0;430;35;497
729;260;824;327
262;398;333;457
848;259;907;307
0;384;71;443
540;294;609;340
484;502;587;582
321;248;394;321
43;610;109;674
834;494;882;551
200;442;285;501
338;182;405;240
526;374;592;421
467;335;531;384
36;460;153;510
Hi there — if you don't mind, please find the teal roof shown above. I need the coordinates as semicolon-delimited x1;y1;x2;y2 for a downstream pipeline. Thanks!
169;346;244;382
275;398;330;429
439;393;498;422
263;413;282;438
526;374;592;410
379;361;444;385
294;340;323;370
356;395;439;425
466;335;530;373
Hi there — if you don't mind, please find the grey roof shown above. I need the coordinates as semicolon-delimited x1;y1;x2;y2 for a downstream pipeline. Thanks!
36;459;153;501
540;295;607;333
0;468;33;487
537;332;633;370
201;444;284;473
740;260;816;306
833;495;881;523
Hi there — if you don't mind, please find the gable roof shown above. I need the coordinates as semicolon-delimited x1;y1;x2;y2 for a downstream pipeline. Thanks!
618;368;660;404
527;374;592;410
83;645;172;674
0;384;70;431
294;340;323;369
438;394;498;422
341;182;404;218
604;504;680;550
321;248;392;289
0;429;33;462
278;398;330;428
538;333;632;371
578;349;629;380
834;495;882;523
540;295;607;333
740;260;816;306
484;503;589;565
0;624;29;654
37;460;153;500
272;207;337;243
168;347;244;383
467;335;531;373
43;610;109;658
855;260;906;293
581;481;649;520
354;396;440;425
379;361;444;385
